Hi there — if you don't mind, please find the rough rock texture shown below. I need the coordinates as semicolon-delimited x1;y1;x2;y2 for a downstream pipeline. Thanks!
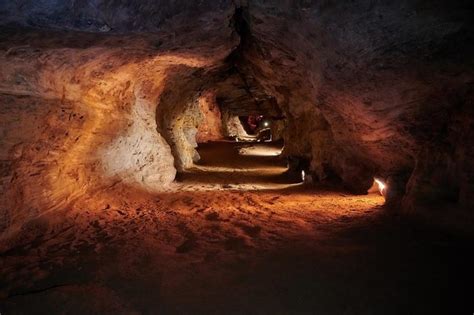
233;1;474;207
156;71;203;171
269;119;286;142
0;10;236;235
99;86;176;189
223;113;252;139
0;95;88;233
0;0;231;32
0;0;473;234
196;90;225;143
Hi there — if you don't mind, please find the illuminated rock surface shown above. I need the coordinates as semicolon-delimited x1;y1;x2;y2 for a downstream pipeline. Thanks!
0;1;473;313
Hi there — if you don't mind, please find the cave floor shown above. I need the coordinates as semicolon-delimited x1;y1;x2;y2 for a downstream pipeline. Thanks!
1;142;473;314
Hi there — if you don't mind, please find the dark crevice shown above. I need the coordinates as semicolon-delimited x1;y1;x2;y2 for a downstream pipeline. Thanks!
7;283;73;298
225;5;267;114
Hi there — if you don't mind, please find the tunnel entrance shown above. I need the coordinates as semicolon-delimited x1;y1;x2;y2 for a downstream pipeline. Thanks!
238;115;273;142
174;100;306;190
1;2;472;313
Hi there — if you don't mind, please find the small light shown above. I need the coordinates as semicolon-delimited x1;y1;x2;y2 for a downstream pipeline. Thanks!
301;170;305;182
263;121;269;127
374;177;386;195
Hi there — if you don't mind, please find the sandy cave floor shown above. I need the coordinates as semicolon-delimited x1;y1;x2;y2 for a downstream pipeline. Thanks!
1;142;473;314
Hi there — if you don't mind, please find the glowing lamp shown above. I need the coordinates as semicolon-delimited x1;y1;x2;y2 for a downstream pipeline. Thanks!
301;170;306;182
374;177;386;196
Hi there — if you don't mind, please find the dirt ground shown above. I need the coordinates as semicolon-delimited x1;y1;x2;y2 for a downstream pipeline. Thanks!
1;142;473;314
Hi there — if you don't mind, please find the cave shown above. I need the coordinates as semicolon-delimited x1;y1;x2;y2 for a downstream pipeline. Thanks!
0;1;473;314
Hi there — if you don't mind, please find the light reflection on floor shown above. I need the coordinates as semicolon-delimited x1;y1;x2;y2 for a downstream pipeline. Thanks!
174;141;297;191
237;143;284;157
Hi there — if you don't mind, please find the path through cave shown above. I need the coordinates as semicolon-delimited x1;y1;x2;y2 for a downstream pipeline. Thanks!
178;141;294;190
1;140;473;313
1;1;474;314
1;156;472;313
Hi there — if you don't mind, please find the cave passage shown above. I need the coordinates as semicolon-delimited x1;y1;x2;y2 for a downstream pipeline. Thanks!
177;140;294;190
1;1;474;314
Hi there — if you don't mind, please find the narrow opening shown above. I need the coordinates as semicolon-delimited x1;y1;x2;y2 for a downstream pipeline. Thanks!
180;110;292;190
238;115;273;142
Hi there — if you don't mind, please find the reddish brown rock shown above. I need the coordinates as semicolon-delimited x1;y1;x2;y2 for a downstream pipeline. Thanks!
0;0;473;234
196;90;225;143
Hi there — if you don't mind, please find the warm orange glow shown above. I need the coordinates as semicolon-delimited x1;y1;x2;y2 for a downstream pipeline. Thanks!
35;48;225;203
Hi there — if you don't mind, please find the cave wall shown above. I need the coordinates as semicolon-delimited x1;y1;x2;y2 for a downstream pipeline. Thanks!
156;68;204;171
196;90;225;143
0;10;237;235
0;94;88;233
0;0;232;32
223;112;251;139
0;0;473;234
234;0;474;207
98;82;176;189
269;119;285;142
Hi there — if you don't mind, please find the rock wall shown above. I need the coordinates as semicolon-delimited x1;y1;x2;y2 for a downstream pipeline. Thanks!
0;94;88;233
155;68;226;171
196;90;225;143
98;85;176;190
0;0;232;32
234;0;474;206
0;0;473;233
0;11;236;235
270;119;286;142
156;73;202;171
223;112;251;139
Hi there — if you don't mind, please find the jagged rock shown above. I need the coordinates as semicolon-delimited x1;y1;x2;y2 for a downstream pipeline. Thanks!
0;0;473;233
196;90;225;143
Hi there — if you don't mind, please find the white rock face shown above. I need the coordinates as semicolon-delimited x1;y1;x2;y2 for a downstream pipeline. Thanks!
99;90;176;191
224;114;251;139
